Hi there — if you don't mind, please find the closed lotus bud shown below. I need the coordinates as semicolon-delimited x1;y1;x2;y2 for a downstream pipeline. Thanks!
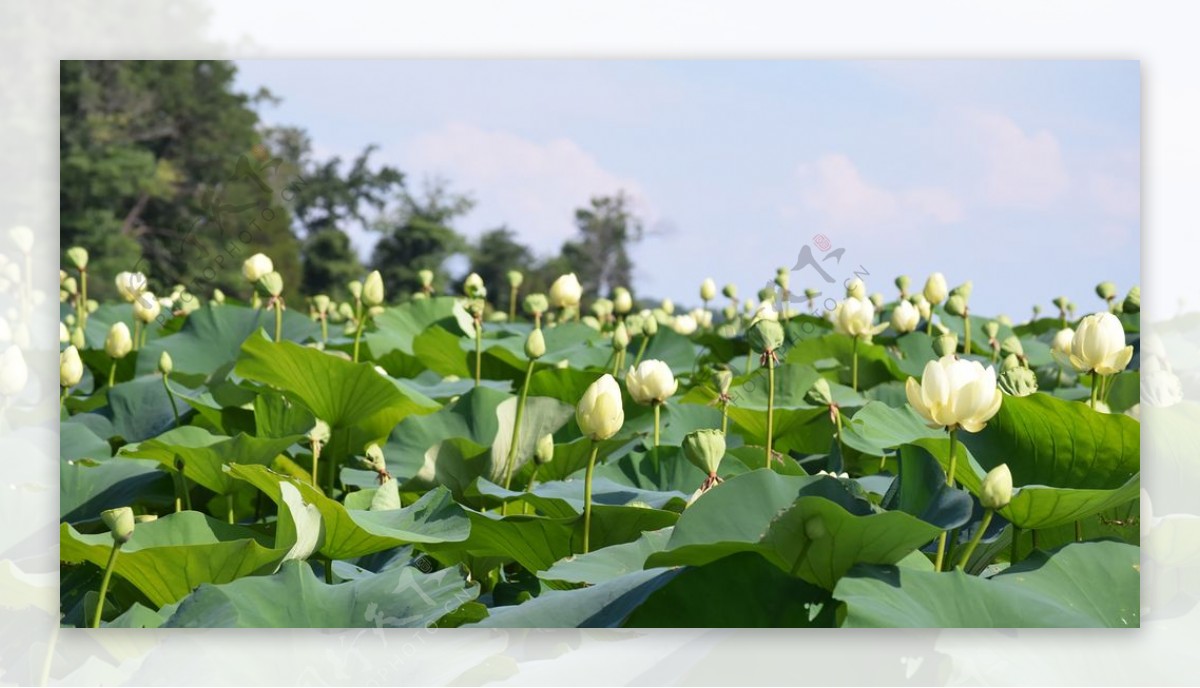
612;321;630;351
555;358;570;369
362;270;385;306
890;300;920;333
1067;312;1134;375
534;433;555;465
830;297;881;338
66;246;89;270
722;303;737;321
337;302;355;321
313;294;331;315
691;308;712;329
625;313;643;333
86;299;99;313
549;273;583;308
258;272;284;297
591;297;613;320
700;278;717;302
363;442;386;473
983;321;1000;340
242;253;274;282
748;318;785;353
672;314;698;336
576;374;624;440
1051;328;1074;357
643;316;658;336
1001;353;1022;372
115;271;147;302
753;302;779;323
626;359;678;405
722;283;737;300
1032;304;1041;318
913;294;931;321
945;294;967;317
895;275;910;294
463;272;484;298
682;428;726;475
1096;281;1118;301
418;269;434;288
1123;286;1140;313
507;270;524;288
661;298;675;315
105;322;133;359
996;314;1012;326
923;272;948;304
59;321;69;343
133;293;161;323
998;366;1038;397
60;345;83;387
715;369;733;396
1000;335;1024;358
806;377;835;407
612;287;633;314
101;507;136;545
775;269;790;291
347;280;363;301
525;327;546;359
212;288;226;304
979;464;1013;510
905;356;1003;432
70;326;85;349
933;332;958;358
158;351;173;375
524;293;549;316
845;278;866;299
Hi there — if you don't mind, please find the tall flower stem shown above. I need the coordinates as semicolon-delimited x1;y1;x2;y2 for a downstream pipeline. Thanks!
60;386;70;412
473;320;483;387
274;299;283;342
633;333;651;368
582;441;600;553
501;359;536;516
226;493;235;525
934;427;960;571
91;543;121;628
351;300;365;362
509;286;518;322
310;439;321;488
78;268;89;332
162;374;180;427
108;361;117;388
319;316;328;344
963;310;971;355
765;351;776;470
1090;372;1099;409
956;509;994;570
653;402;662;447
132;320;141;352
721;402;729;434
851;335;860;391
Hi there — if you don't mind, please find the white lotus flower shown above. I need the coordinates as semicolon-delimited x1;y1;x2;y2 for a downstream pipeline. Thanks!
625;359;678;405
105;322;133;359
923;272;948;304
891;300;920;333
831;296;886;338
905;355;1003;432
242;253;274;282
673;314;698;335
549;273;583;308
576;374;624;440
115;271;147;302
1067;312;1133;375
133;293;161;323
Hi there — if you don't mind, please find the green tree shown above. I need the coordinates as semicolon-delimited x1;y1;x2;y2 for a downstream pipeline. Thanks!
467;227;534;313
562;192;643;297
60;60;300;301
370;179;474;299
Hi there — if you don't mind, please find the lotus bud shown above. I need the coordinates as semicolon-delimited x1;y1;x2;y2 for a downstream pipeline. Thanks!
555;358;569;369
869;292;884;309
363;443;386;473
463;272;485;298
1001;353;1022;372
258;272;284;297
115;271;147;302
242;253;274;282
753;302;780;323
313;294;331;315
591;297;613;321
101;507;136;545
60;345;83;387
66;246;89;271
682;429;726;475
700;278;717;302
912;294;931;321
642;316;658;337
507;270;524;288
61;276;78;295
105;322;133;359
60;269;68;284
86;299;98;313
576;374;624;440
1032;304;1041;318
612;287;633;314
979;464;1013;510
715;369;733;396
549;273;583;308
581;315;601;331
1066;301;1076;318
1123;286;1140;313
524;293;549;317
722;283;737;300
59;322;69;343
672;313;698;336
945;294;967;317
415;269;433;289
133;293;161;323
660;298;674;315
525;328;546;359
748;318;785;353
613;321;630;352
830;297;881;338
337;302;355;321
806;377;835;407
347;280;363;301
158;351;173;375
906;356;1003;432
1096;281;1118;302
362;270;385;306
997;314;1012;326
998;366;1038;397
212;288;226;304
895;275;910;295
923;272;948;304
535;433;555;465
951;281;973;300
845;278;866;299
933;332;958;358
1066;312;1134;375
722;304;737;321
983;321;1000;340
70;326;85;349
890;300;920;334
758;286;776;303
626;359;679;405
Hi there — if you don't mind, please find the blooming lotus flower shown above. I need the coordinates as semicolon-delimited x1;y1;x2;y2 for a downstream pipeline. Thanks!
626;359;678;405
60;345;83;387
672;314;698;335
1066;312;1133;375
891;300;920;333
905;355;1003;432
690;308;712;329
105;322;133;359
549;273;582;308
576;374;624;440
242;253;274;282
752;301;779;323
923;272;948;304
830;296;886;338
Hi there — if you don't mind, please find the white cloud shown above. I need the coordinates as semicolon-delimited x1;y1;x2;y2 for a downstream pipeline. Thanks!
966;111;1070;207
403;123;649;254
789;153;964;229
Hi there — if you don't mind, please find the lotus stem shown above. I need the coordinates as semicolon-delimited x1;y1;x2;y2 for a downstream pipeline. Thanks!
501;359;536;515
108;361;116;388
352;301;365;363
474;321;483;387
956;509;994;570
509;286;518;322
227;493;235;525
162;374;180;427
934;427;960;571
633;332;651;368
274;299;283;342
311;438;321;488
766;351;776;470
582;441;600;553
132;320;141;352
963;310;971;355
851;335;860;391
320;316;328;344
653;402;662;447
91;543;121;628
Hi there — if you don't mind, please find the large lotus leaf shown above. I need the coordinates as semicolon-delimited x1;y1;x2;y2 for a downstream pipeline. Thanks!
527;366;605;406
253;390;317;438
894;332;938;377
59;511;288;607
391;387;506;484
105;375;204;443
228;464;470;560
588;445;748;495
784;334;908;388
121;426;303;495
365;296;472;362
646;470;943;589
885;444;974;531
840;401;945;456
468;476;689;517
135;304;320;378
540;528;673;585
412;325;473;377
634;328;698;374
468;568;678;628
834;541;1140;627
489;395;575;483
61;420;113;462
162;559;478;628
60;457;171;522
624;551;836;628
235;332;439;453
535;322;612;370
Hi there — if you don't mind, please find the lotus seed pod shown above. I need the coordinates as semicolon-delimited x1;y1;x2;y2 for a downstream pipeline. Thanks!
1096;281;1118;301
507;270;524;288
895;275;910;294
983;321;1000;340
1001;353;1022;372
612;287;633;314
463;272;485;298
242;253;274;282
722;283;737;300
362;270;385;306
313;294;331;314
62;276;77;295
748;318;785;353
1000;335;1024;358
213;288;226;304
1032;304;1041;317
66;246;89;270
945;294;967;317
105;322;132;359
979;464;1013;510
101;507;136;545
805;377;835;407
933;332;958;358
347;280;363;301
774;270;790;291
1053;296;1069;311
525;327;546;359
998;366;1038;397
803;287;819;301
524;293;549;316
923;272;948;304
1123;286;1140;313
258;272;284;297
682;428;726;475
757;287;775;304
60;345;83;387
845;278;866;299
158;351;173;375
642;316;658;336
363;443;386;473
534;433;555;465
612;321;630;352
700;278;717;302
418;269;434;288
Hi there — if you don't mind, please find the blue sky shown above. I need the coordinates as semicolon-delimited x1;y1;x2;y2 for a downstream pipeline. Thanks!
233;60;1139;317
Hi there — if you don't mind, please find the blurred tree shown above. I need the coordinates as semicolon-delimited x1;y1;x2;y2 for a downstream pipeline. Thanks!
59;60;301;301
562;191;643;298
370;179;474;299
467;227;534;313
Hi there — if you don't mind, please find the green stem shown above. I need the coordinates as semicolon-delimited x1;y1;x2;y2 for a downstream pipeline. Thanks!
934;428;960;571
352;300;364;362
509;286;518;322
474;321;483;387
320;316;328;344
180;467;192;511
91;543;121;628
274;300;283;342
1090;372;1099;409
766;352;776;470
926;316;933;335
162;374;180;427
582;441;600;554
108;361;116;388
79;269;88;332
60;386;70;412
132;320;141;352
227;493;235;525
653;402;662;447
744;349;753;375
851;335;860;391
721;402;728;434
956;510;994;570
1075;519;1083;542
325;557;334;585
311;440;321;487
501;360;536;514
963;311;971;355
633;333;651;368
